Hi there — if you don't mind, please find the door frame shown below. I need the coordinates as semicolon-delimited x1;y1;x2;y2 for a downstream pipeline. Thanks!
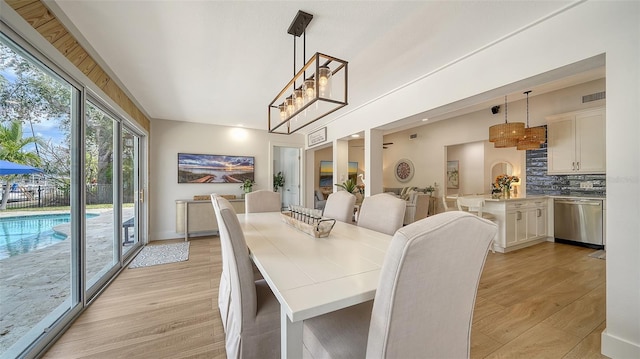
269;142;304;208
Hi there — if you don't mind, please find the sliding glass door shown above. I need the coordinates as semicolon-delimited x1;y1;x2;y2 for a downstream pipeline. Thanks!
1;26;146;357
84;101;118;292
121;126;140;255
0;33;81;358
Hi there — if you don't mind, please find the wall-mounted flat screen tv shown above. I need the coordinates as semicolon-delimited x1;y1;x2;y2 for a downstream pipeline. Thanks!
178;153;255;183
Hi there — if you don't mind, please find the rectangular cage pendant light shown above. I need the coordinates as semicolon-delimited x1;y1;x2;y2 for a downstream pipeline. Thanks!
268;53;348;134
268;11;348;135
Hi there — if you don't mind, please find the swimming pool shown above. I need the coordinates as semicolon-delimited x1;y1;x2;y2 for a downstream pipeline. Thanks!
0;213;98;259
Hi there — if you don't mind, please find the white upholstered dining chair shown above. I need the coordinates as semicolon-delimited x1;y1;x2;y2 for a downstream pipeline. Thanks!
456;196;496;220
322;191;356;223
404;193;430;225
357;193;406;235
442;194;458;212
245;189;281;213
302;211;497;358
211;194;231;334
211;194;281;358
457;196;497;253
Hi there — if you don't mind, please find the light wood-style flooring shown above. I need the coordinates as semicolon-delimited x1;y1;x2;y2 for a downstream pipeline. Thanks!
43;238;606;358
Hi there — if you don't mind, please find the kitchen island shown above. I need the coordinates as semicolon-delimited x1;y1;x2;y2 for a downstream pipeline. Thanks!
458;194;605;253
482;196;550;253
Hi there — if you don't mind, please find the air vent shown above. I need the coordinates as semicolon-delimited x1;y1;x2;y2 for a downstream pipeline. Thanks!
582;91;606;103
410;134;417;139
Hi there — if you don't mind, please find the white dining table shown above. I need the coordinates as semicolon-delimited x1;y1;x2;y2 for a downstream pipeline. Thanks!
237;212;393;359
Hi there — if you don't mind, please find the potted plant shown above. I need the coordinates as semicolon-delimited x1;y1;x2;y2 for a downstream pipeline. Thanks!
273;171;285;192
240;178;255;193
424;185;435;196
335;179;359;194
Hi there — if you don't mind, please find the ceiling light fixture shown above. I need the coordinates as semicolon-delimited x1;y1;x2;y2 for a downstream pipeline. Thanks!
517;90;546;150
268;11;348;135
489;95;525;148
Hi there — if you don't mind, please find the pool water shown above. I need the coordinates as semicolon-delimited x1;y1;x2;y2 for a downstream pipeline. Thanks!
0;213;98;259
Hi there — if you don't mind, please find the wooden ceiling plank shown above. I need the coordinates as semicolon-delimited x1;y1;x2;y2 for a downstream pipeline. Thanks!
52;32;78;56
34;18;67;44
77;55;98;77
64;44;89;68
6;0;40;12
87;66;110;89
11;1;56;29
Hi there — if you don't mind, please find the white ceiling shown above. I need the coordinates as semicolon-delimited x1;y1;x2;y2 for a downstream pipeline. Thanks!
49;1;602;134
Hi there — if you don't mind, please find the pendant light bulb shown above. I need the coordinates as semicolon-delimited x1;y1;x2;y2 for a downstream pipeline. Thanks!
286;97;295;115
294;89;304;109
318;66;331;96
304;79;315;100
318;67;330;86
279;104;287;121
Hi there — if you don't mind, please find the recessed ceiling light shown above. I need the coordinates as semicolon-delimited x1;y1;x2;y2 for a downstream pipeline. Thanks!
421;118;429;122
351;134;360;138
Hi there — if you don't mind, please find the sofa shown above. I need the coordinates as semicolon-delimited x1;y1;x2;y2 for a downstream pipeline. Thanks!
314;190;327;210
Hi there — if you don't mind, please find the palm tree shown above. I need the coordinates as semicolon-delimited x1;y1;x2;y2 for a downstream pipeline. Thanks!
0;121;41;209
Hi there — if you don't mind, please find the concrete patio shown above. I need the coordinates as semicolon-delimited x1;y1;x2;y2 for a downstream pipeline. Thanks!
0;207;136;353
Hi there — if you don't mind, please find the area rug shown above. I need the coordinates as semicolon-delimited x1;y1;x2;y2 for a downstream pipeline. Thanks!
129;242;190;268
588;249;606;260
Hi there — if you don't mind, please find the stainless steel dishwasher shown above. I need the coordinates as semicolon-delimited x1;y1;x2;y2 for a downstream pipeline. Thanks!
554;198;604;248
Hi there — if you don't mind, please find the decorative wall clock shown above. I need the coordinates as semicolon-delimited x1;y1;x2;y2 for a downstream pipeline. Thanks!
394;158;414;182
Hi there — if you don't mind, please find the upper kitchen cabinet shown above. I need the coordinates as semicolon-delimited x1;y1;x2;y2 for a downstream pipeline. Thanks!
547;107;606;175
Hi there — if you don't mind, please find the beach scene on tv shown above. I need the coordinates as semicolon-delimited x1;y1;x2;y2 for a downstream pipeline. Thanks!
178;153;255;183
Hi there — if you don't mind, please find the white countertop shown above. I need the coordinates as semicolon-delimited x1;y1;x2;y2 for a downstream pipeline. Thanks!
454;194;605;202
546;195;606;201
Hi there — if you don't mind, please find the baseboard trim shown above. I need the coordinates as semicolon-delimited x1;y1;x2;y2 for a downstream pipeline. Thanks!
153;230;218;240
601;329;640;358
495;237;548;253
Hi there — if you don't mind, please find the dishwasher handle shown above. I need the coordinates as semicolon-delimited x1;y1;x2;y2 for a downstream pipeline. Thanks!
555;200;602;206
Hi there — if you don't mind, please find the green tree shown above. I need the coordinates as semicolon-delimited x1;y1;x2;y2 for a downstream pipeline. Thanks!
85;104;114;204
1;42;70;127
2;41;71;189
0;121;41;209
0;42;71;201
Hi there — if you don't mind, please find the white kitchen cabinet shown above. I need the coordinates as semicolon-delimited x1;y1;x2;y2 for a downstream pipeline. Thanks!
535;205;547;237
504;211;519;246
547;107;605;174
485;198;550;253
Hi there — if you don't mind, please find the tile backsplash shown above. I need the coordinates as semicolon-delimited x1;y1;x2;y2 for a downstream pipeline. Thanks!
525;134;606;197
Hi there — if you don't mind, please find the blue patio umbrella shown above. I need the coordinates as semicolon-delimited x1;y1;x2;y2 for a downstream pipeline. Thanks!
0;160;43;175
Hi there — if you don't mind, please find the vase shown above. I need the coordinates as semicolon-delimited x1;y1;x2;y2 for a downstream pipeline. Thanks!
503;187;510;199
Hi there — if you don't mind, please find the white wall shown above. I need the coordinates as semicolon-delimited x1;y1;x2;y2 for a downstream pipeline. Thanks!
318;2;639;357
150;119;303;240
